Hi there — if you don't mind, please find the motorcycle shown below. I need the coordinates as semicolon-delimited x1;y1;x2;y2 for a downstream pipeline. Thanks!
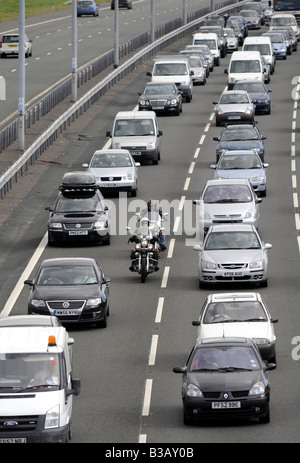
127;218;164;283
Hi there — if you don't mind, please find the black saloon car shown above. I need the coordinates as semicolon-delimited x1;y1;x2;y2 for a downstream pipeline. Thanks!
138;82;183;115
45;171;110;246
173;337;275;424
24;257;111;328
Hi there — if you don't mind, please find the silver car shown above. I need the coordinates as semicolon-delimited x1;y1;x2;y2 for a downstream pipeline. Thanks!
213;90;255;126
186;54;206;85
193;224;272;288
210;149;268;196
83;149;139;196
224;27;239;52
193;178;261;235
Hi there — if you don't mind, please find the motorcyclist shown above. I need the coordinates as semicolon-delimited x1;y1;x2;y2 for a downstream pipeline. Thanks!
128;217;159;271
140;200;166;250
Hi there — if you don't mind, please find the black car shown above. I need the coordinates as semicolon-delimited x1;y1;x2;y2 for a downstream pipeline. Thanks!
213;123;267;162
138;82;183;116
24;257;111;328
45;171;110;246
173;337;275;425
111;0;132;9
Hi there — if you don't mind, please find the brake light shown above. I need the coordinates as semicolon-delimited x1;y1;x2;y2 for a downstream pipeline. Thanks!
0;37;3;48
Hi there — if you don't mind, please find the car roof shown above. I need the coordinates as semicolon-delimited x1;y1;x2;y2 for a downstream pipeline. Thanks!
222;123;257;130
115;111;156;119
92;149;131;156
219;149;260;156
40;257;96;267
208;223;255;233
195;337;253;348
0;315;62;327
208;292;261;303
205;178;251;186
221;90;249;95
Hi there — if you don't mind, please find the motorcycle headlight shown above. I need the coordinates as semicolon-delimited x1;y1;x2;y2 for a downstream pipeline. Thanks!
186;384;203;398
136;243;141;249
249;381;265;396
141;239;148;246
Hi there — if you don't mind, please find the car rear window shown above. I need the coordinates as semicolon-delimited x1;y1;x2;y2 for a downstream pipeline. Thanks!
2;35;19;43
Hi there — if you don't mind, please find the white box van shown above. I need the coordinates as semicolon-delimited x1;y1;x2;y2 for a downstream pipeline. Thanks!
146;55;193;102
192;32;220;66
225;50;265;89
106;111;163;165
270;13;300;40
243;36;276;74
0;322;80;443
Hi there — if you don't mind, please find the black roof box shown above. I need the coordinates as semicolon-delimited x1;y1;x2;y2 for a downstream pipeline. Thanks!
59;171;98;192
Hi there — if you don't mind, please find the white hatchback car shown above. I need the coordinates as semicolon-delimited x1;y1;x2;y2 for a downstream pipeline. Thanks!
0;33;32;58
192;292;278;363
83;149;139;196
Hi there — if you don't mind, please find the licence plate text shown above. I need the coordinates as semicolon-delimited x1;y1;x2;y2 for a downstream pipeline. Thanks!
69;230;88;235
223;271;243;277
212;401;241;409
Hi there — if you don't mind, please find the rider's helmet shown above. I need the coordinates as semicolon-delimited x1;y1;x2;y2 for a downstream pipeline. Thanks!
147;199;157;211
140;217;150;226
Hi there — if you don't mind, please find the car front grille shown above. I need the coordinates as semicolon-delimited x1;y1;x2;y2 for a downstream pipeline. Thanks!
0;416;39;432
202;391;249;399
46;300;86;310
149;99;167;106
100;177;122;181
63;223;93;230
220;263;247;269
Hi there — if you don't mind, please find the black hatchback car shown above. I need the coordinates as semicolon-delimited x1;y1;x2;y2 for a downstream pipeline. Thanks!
45;171;110;246
173;337;275;425
24;257;111;328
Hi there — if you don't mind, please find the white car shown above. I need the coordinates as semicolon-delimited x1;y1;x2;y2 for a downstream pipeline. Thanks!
192;292;278;363
0;33;32;58
83;149;139;197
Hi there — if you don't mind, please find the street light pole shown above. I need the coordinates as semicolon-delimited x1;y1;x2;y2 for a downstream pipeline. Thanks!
72;0;78;102
18;0;25;150
150;0;155;43
114;0;119;68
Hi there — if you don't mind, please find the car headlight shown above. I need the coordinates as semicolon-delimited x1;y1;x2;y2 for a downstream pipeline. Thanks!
244;107;252;114
139;100;148;106
203;210;211;219
251;176;265;182
201;260;217;270
146;142;155;150
249;260;264;270
186;384;203;398
249;381;265;396
49;223;62;229
253;338;270;345
86;297;102;307
245;210;254;219
45;405;60;429
170;98;178;105
31;299;46;307
127;172;134;180
95;220;107;229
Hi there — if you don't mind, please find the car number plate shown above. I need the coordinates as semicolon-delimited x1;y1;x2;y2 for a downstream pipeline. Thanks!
228;116;241;120
130;151;141;155
54;310;78;316
69;230;88;235
104;183;119;187
8;45;18;48
0;438;27;443
223;271;243;277
212;401;241;409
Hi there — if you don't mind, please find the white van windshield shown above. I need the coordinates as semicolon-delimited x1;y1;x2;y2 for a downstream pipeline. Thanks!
243;44;271;55
0;353;61;392
114;119;155;136
271;16;297;26
153;63;188;76
194;39;217;49
230;59;261;73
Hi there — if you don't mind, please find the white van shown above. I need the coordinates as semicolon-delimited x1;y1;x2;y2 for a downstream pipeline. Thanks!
270;13;300;40
225;50;265;89
146;55;193;102
0;323;80;443
192;32;220;66
243;36;276;74
106;111;163;165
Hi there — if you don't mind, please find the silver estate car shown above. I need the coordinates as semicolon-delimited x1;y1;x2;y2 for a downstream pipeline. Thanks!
193;178;262;235
193;224;272;288
213;90;255;126
82;149;139;196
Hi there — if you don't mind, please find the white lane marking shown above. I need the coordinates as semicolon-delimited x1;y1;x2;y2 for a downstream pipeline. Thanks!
161;266;170;288
167;239;175;259
149;335;158;366
142;379;153;416
155;297;164;323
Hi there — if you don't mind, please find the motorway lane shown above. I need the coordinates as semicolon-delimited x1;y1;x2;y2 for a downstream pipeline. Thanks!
0;0;212;125
1;24;300;443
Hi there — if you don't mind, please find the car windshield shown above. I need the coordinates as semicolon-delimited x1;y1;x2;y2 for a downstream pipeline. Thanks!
114;119;155;136
219;93;250;104
203;185;252;203
234;82;265;92
153;63;188;76
90;152;133;168
266;34;284;43
204;231;260;250
55;196;103;212
194;39;217;49
144;84;176;95
271;16;296;26
230;60;261;73
203;300;268;324
190;346;260;371
220;128;260;141
0;353;60;392
36;265;98;285
188;56;203;67
218;154;262;170
224;29;235;37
